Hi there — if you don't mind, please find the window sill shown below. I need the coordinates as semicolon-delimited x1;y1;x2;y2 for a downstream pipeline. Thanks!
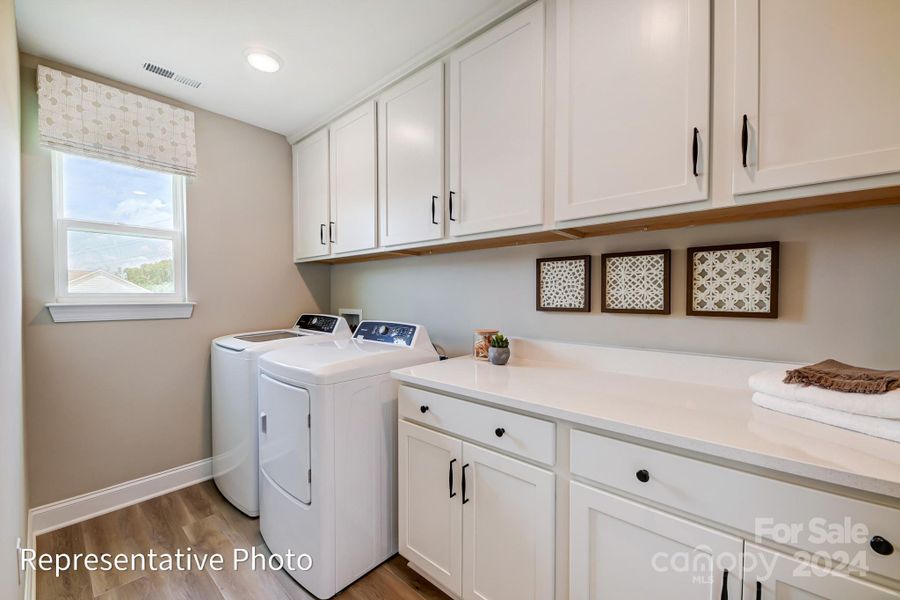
46;302;195;323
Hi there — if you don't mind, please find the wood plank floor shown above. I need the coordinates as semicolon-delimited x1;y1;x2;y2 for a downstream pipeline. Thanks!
36;481;450;600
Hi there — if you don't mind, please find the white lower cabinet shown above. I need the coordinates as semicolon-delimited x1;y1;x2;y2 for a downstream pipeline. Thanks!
399;390;900;600
398;420;555;600
744;543;900;600
461;443;555;600
398;421;463;596
570;482;742;600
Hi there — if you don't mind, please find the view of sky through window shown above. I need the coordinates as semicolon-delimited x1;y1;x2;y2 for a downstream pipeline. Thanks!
62;154;175;228
61;154;179;294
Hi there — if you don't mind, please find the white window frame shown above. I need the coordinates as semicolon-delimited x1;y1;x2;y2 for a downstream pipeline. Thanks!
47;151;193;322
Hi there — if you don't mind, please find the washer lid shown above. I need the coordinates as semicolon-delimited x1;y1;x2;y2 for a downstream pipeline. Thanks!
259;338;438;386
212;314;352;352
234;330;305;343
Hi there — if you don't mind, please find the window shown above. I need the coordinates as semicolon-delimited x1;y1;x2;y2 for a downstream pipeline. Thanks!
52;151;189;310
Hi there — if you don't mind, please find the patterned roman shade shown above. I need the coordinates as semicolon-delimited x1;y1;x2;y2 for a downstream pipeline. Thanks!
37;65;197;176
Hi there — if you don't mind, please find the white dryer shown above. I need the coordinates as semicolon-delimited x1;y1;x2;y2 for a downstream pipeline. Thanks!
257;321;438;599
211;314;351;516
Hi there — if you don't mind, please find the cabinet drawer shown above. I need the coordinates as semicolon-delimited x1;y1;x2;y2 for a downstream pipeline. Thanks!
571;430;900;581
399;386;556;466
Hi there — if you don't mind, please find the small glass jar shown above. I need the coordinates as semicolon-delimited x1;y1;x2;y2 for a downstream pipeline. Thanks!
473;329;498;361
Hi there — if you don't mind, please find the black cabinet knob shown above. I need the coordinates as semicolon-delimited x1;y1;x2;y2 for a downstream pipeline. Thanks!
420;405;429;414
871;535;894;556
636;469;650;483
495;427;505;438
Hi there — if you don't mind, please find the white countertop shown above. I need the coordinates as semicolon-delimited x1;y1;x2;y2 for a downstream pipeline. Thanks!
392;341;900;500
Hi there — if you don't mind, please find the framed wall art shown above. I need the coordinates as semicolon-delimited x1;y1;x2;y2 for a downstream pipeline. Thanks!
601;249;671;314
687;241;780;318
536;255;591;312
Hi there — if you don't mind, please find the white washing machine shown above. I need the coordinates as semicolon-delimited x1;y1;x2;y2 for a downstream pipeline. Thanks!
257;321;438;599
211;314;351;516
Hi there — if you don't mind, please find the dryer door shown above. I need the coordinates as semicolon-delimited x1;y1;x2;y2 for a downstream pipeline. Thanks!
259;374;311;504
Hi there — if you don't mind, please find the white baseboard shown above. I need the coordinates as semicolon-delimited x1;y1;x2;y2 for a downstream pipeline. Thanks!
28;458;212;537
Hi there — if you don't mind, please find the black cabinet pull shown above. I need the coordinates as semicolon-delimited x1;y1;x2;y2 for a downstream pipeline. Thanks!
328;221;335;243
449;458;457;498
431;195;439;225
871;535;894;556
319;223;326;245
720;569;728;600
495;427;505;438
636;469;650;483
741;114;749;168
419;405;429;414
462;463;469;504
692;127;700;177
449;191;456;221
755;581;761;600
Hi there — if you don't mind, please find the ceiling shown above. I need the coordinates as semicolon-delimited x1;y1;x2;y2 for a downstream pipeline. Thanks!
15;0;522;138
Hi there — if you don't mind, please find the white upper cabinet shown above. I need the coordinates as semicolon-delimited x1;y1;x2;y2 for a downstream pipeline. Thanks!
734;0;900;194
292;130;331;261
554;0;710;221
329;101;377;254
378;62;444;247
448;1;545;237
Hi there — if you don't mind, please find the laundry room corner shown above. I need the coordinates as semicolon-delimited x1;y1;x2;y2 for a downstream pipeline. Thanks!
19;55;332;509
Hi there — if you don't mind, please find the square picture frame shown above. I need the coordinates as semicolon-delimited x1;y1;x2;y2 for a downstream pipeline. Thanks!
536;255;591;312
600;249;671;314
687;241;780;318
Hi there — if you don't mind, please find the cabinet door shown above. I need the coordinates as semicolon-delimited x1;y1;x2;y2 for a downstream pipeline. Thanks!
292;130;330;260
378;62;444;247
448;1;544;237
570;482;742;600
330;101;377;253
734;0;900;194
744;543;900;600
398;421;463;596
461;442;554;600
555;0;710;220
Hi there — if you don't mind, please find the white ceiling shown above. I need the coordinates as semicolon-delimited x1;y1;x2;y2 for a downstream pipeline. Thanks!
15;0;522;138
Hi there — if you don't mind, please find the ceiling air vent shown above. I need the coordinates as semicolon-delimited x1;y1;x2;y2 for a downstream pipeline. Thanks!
142;62;202;89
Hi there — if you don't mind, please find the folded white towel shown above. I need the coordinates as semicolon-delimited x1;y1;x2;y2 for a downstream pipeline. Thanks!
749;369;900;419
752;392;900;443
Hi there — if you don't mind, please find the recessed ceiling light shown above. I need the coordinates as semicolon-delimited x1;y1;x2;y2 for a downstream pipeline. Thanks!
245;49;282;73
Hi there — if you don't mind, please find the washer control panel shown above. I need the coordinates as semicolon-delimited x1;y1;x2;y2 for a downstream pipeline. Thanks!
354;321;418;347
295;314;339;333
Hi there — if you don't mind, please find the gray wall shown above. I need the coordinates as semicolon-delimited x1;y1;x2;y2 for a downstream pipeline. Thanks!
332;206;900;367
0;1;26;598
21;56;331;507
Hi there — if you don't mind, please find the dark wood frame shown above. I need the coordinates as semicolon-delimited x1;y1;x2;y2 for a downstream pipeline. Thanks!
686;241;780;318
536;255;592;312
600;249;671;315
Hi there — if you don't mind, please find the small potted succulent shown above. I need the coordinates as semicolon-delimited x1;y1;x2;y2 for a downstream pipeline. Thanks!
488;333;510;366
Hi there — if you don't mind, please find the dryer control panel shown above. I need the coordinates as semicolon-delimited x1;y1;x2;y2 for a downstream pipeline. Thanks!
295;314;339;333
354;321;418;347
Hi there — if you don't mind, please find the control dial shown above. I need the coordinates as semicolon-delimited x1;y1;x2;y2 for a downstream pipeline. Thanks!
377;325;389;335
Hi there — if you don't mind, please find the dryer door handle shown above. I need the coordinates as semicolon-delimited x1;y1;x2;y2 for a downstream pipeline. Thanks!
260;412;267;434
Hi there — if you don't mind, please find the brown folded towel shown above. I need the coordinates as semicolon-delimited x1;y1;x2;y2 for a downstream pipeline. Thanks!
784;359;900;394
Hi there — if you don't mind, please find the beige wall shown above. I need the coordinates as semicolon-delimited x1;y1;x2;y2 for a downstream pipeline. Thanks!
332;206;900;368
1;1;26;598
21;56;331;507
